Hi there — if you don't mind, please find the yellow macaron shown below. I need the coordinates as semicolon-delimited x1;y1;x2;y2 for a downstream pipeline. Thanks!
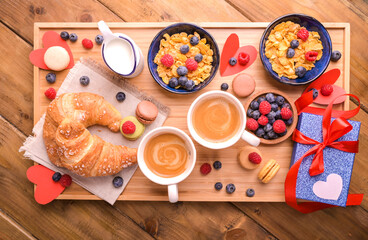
257;159;280;183
120;116;145;140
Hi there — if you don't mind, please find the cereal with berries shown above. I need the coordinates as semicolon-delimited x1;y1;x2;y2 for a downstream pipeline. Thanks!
265;21;323;79
154;32;214;90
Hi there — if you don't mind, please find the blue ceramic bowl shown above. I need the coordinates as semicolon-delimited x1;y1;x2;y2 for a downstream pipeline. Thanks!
147;23;220;94
260;14;332;85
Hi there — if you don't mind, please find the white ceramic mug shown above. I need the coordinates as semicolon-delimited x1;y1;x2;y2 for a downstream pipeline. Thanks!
187;90;260;149
137;127;196;203
98;21;144;78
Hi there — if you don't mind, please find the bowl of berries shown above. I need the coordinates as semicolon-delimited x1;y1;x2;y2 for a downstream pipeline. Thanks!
147;23;220;94
245;90;298;144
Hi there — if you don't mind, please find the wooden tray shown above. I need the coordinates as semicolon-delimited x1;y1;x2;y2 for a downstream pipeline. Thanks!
33;22;350;201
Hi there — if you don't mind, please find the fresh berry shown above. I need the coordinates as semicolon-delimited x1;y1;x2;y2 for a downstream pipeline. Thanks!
282;103;291;109
267;130;277;139
122;121;136;134
229;57;237;66
295;66;307;78
44;88;56;100
116;92;126;102
186;58;198;71
82;38;93;49
185;80;195;90
79;76;90;86
305;51;318;61
246;118;259;131
52;172;62;182
247;109;253;117
285;117;293;126
271;103;278;112
250;101;259;110
287;48;295;58
215;182;223;190
276;96;285;106
178;76;188;87
308;88;319;99
69;33;78;42
257;115;268;126
251;110;261;120
259;101;271;115
226;183;236;194
200;163;212;175
263;123;273;133
238;52;250;65
265;93;276;103
275;110;281;119
297;28;309;41
331;50;342;62
194;53;203;63
169;77;179;88
268;117;275;125
59;174;72;187
321;84;333;96
213;161;222;170
95;34;104;45
248;152;262;164
221;83;229;91
290;39;299;49
60;31;69;40
46;72;56;84
246;188;255;197
255;128;265;138
263;134;270;140
267;111;276;122
273;119;287;134
280;107;292;120
177;66;188;76
113;176;124;188
257;97;266;104
160;54;174;67
180;44;190;54
190;36;199;46
279;130;287;137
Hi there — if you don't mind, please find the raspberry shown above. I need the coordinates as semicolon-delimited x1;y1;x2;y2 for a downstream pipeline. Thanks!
248;152;262;164
305;51;318;61
122;121;136;134
246;118;258;131
200;163;211;175
59;174;72;187
160;54;174;67
44;87;56;100
297;28;309;41
259;101;271;115
186;58;198;71
257;115;268;126
82;38;93;49
238;52;250;65
273;120;286;134
280;107;292;120
321;84;333;96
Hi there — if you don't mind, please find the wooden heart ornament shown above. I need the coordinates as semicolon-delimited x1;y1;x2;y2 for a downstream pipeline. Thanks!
312;173;343;200
29;31;74;70
220;33;257;77
26;165;65;204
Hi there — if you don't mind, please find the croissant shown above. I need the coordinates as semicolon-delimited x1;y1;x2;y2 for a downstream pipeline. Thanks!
43;92;137;177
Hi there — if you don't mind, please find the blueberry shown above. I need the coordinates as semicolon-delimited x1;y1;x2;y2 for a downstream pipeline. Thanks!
251;110;260;120
255;128;265;138
190;36;199;46
215;182;223;191
221;83;229;91
169;77;179;88
69;33;78;42
95;34;104;45
185;80;195;90
247;109;253;117
177;66;188;76
79;76;90;86
194;53;203;63
263;123;273;133
290;39;299;49
287;48;295;58
46;72;56;84
257;97;266;104
246;188;255;197
267;111;276;121
278;130;287;137
331;50;342;62
263;134;270;140
265;93;276;103
113;176;124;188
275;110;281;119
52;172;62;182
178;76;188;87
213;161;222;170
116;92;126;102
282;103;291;109
267;130;277;139
285;117;293;126
180;44;190;54
271;103;278;112
295;66;307;78
229;57;237;66
276;96;285;106
60;31;69;40
250;101;259;110
269;118;275;125
308;88;318;99
226;183;236;194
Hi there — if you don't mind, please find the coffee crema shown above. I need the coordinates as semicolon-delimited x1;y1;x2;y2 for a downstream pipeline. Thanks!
192;97;241;142
144;133;188;178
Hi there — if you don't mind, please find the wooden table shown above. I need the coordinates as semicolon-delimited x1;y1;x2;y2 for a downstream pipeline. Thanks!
1;1;367;239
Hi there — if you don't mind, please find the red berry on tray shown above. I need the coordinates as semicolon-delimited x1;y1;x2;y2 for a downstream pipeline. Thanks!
200;163;212;175
273;120;286;134
257;115;268;126
280;107;292;120
248;152;262;164
297;28;309;41
259;101;271;115
160;54;174;67
321;84;333;96
121;121;136;134
59;174;72;187
186;58;198;71
82;38;93;49
44;87;56;100
305;51;318;61
246;118;258;131
238;52;250;65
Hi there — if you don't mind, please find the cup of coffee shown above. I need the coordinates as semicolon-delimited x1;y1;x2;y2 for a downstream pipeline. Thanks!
187;90;260;149
137;126;196;203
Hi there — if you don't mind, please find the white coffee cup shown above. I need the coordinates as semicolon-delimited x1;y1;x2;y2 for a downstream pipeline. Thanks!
137;127;196;203
187;90;260;149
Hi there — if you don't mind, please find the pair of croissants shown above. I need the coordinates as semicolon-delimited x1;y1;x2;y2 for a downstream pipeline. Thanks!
43;92;137;177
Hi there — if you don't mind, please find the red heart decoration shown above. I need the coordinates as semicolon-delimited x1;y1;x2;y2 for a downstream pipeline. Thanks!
220;33;257;77
26;165;65;204
29;31;74;70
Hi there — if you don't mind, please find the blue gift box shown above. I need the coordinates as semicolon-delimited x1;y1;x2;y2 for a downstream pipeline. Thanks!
290;112;361;207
